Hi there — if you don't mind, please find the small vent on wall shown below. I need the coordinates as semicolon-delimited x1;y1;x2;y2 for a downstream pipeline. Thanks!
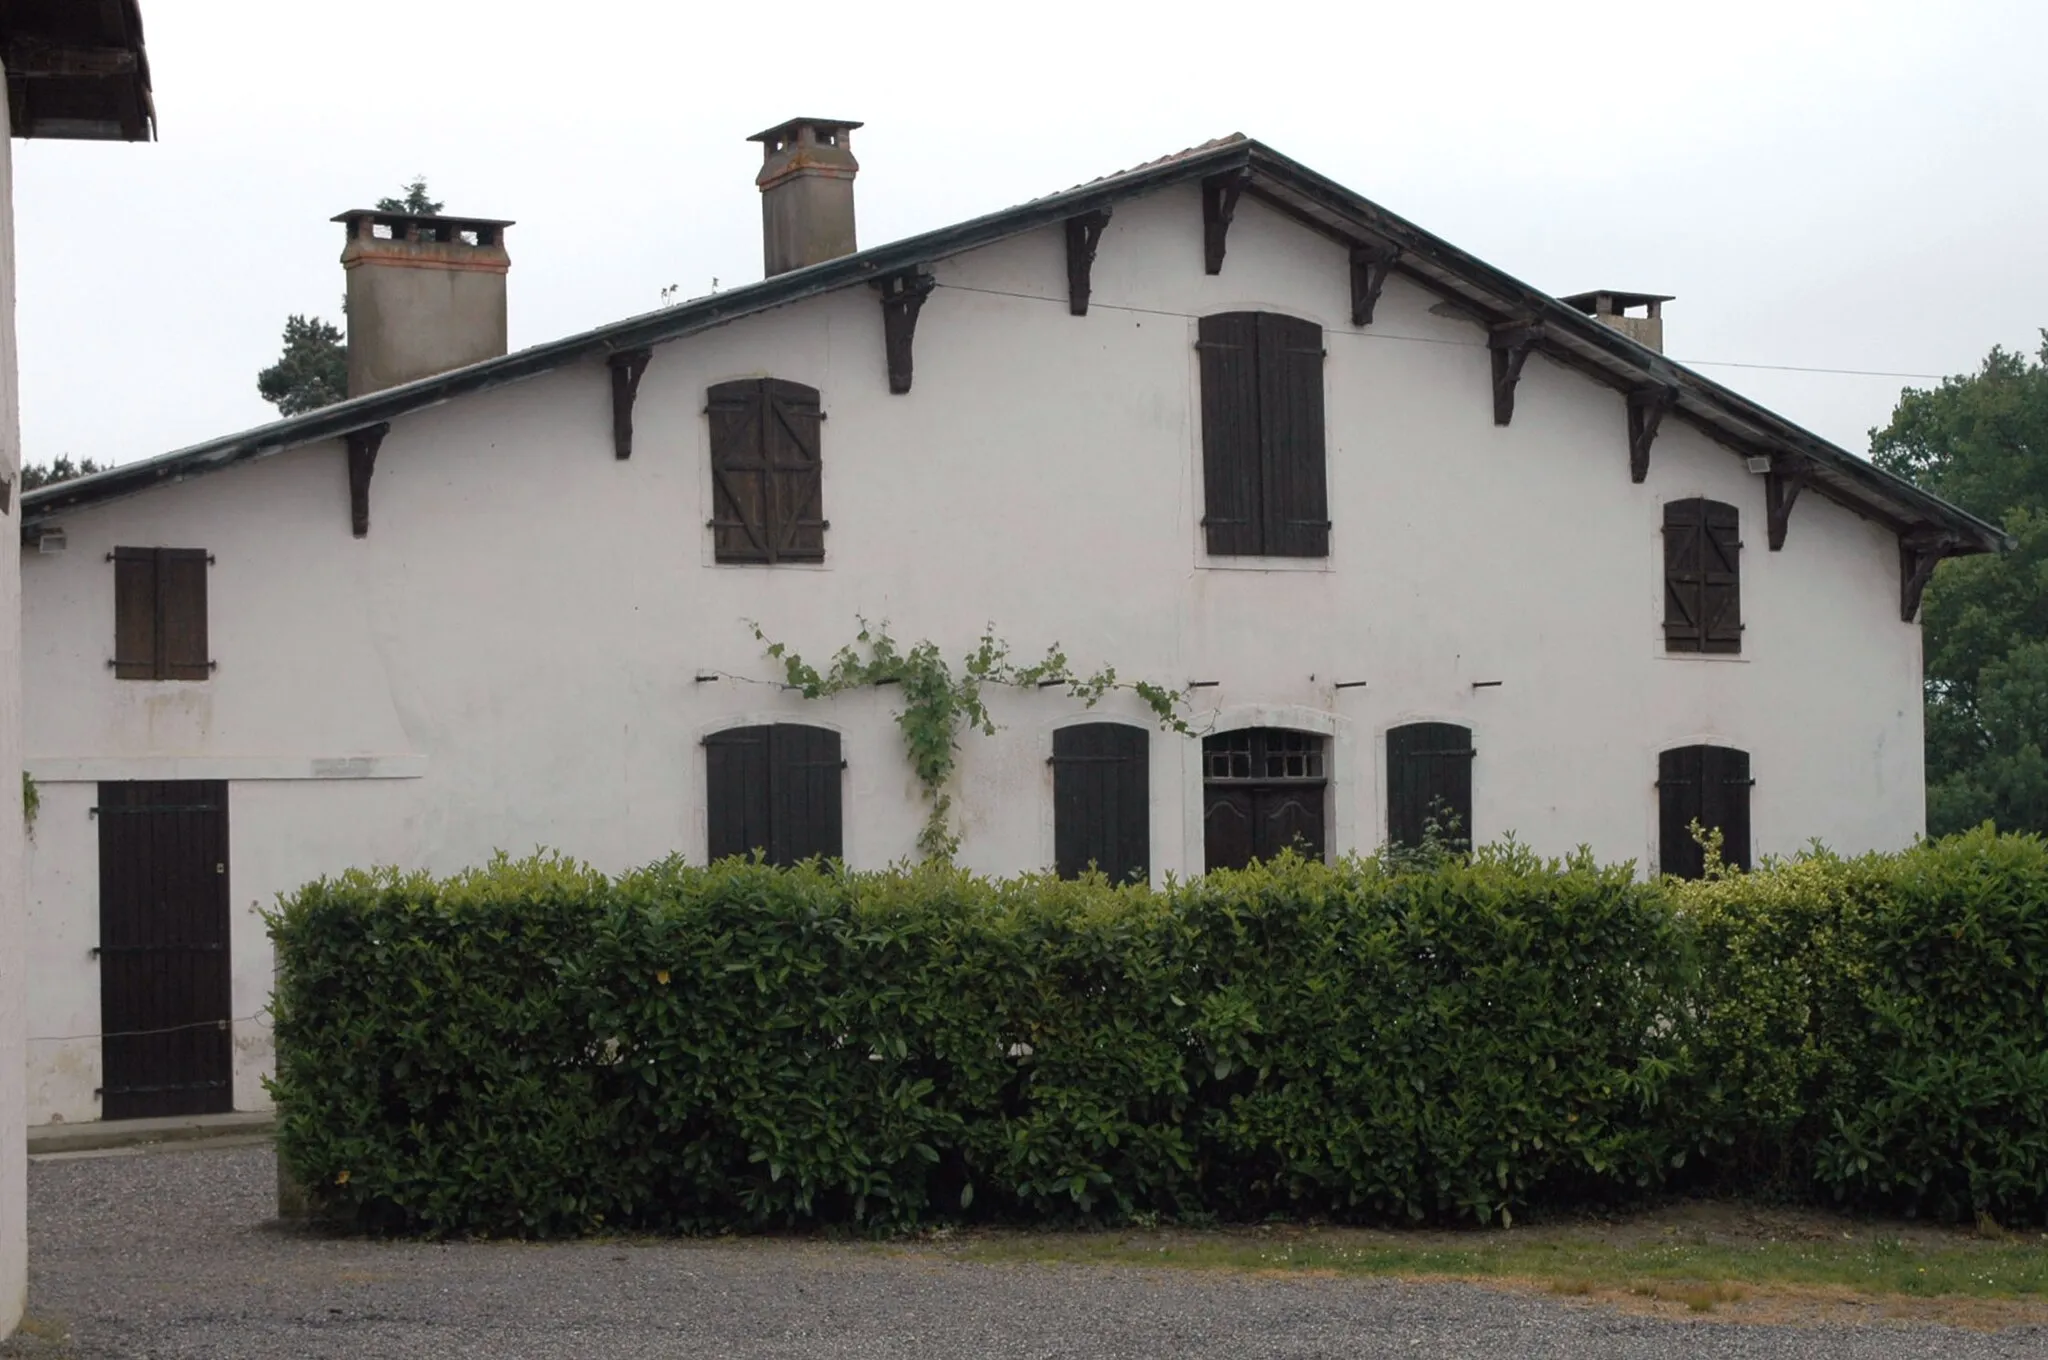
37;529;67;554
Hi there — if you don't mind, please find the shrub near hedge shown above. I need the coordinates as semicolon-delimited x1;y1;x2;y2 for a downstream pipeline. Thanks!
1677;826;2048;1222
268;846;1691;1235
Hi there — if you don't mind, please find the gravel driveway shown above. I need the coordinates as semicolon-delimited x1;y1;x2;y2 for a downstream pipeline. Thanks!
5;1142;2045;1359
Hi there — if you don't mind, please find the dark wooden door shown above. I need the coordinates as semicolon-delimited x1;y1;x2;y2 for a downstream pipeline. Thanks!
97;781;233;1120
1203;785;1327;871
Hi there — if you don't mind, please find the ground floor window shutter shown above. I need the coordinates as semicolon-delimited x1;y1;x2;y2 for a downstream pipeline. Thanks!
1051;722;1149;883
1657;744;1752;878
1385;722;1474;851
705;723;842;865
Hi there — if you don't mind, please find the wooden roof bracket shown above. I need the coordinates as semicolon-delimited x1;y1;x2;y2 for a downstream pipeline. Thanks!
345;423;390;539
1626;386;1677;483
606;348;653;460
873;267;936;395
1349;243;1398;326
1;473;10;517
1065;208;1112;316
1488;324;1541;426
1900;531;1958;622
1202;170;1251;275
1765;457;1805;551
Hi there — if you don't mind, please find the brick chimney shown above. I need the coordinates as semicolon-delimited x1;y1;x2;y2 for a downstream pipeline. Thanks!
748;118;861;277
1560;289;1671;354
333;210;514;397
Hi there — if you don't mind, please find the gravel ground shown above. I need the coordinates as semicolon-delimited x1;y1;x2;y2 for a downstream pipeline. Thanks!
5;1142;2046;1359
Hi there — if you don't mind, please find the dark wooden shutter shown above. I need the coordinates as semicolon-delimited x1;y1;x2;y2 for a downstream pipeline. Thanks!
1254;786;1325;862
159;549;210;680
1665;498;1741;654
1257;313;1329;558
1052;722;1150;882
1203;787;1255;873
1386;722;1474;850
1700;501;1742;654
1659;744;1751;877
769;723;842;864
1701;745;1752;871
112;547;158;680
707;380;771;563
763;380;825;563
1198;312;1262;556
705;725;773;860
1657;745;1705;878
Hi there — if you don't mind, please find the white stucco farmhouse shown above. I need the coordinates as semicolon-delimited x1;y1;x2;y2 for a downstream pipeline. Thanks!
17;122;2005;1131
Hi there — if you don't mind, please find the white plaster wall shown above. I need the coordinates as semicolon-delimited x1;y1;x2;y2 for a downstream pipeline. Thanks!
19;183;1924;1127
0;71;28;1333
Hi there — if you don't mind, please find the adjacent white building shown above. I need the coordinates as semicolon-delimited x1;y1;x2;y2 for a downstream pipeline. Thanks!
17;121;2004;1131
0;0;158;1328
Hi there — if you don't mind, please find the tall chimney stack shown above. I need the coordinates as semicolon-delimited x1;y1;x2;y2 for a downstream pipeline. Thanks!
1560;290;1671;354
333;209;514;397
748;117;861;277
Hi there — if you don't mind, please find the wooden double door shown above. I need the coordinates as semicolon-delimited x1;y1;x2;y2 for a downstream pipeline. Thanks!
1202;728;1327;871
96;781;233;1120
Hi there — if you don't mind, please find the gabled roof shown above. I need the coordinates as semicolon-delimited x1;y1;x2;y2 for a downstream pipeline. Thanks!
0;0;155;142
21;135;2008;560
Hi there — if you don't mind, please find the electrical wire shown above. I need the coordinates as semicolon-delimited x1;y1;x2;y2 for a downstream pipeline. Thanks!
934;280;1955;381
28;1011;271;1045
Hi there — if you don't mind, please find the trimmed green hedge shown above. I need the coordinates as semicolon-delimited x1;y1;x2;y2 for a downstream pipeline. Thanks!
269;828;2048;1235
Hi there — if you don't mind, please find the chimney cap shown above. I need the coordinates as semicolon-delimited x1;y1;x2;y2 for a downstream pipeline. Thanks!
331;208;517;230
747;116;863;143
1559;289;1674;317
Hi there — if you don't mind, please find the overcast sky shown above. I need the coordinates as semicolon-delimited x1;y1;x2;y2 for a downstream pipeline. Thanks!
14;0;2047;468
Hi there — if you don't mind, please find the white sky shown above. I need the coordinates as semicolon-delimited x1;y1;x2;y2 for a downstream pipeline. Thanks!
14;0;2047;468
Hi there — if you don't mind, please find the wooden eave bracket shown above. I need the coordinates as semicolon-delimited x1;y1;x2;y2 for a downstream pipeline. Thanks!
1;473;10;516
1349;243;1398;326
1765;458;1805;551
1202;170;1251;275
1899;531;1957;622
1626;386;1678;483
1488;324;1542;426
345;423;390;538
1065;208;1112;316
873;267;936;395
607;348;653;459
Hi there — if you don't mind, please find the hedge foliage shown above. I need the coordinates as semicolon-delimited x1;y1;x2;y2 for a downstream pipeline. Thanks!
269;827;2048;1236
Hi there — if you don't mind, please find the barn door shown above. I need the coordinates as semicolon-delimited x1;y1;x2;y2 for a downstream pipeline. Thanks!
96;781;233;1120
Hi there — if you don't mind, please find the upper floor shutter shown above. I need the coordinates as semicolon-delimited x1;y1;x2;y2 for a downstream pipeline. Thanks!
1664;498;1741;654
112;546;209;681
1052;722;1150;883
1257;313;1329;558
1197;312;1261;556
763;379;825;563
112;547;157;680
159;549;211;681
1657;743;1751;878
1385;722;1474;851
707;381;771;563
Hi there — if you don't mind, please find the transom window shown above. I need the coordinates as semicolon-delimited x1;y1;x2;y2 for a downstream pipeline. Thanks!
1204;728;1326;783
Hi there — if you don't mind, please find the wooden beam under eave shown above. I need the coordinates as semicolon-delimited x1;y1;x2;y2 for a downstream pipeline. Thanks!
1065;209;1111;316
345;424;390;538
873;268;936;394
1201;171;1250;275
1899;532;1956;623
1765;461;1804;551
607;348;652;459
1626;387;1676;483
1487;325;1541;426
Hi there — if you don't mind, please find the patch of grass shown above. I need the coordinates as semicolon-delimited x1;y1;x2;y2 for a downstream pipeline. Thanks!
946;1226;2048;1304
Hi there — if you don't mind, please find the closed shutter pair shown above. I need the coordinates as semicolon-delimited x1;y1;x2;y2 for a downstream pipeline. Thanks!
112;547;210;681
1664;498;1742;653
1198;312;1329;557
704;724;842;865
707;379;825;563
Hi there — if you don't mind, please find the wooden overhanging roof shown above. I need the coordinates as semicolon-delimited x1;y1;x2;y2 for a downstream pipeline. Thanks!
1;0;154;142
20;135;2007;560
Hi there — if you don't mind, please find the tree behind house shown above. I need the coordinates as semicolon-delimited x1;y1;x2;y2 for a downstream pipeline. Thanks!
1871;334;2048;835
254;177;442;417
20;455;106;491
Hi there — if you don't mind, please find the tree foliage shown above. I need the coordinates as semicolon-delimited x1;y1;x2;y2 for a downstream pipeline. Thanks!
19;455;106;492
376;176;443;217
1872;336;2048;834
255;314;347;417
254;178;442;417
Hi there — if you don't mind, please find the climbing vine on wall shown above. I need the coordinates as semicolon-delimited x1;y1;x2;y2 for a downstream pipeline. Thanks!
752;620;1192;861
21;771;37;832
